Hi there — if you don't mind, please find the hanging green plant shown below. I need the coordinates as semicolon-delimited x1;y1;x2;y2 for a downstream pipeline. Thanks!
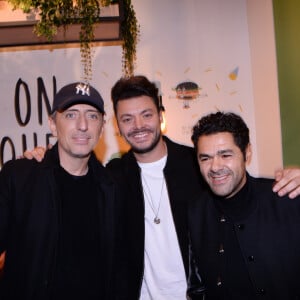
7;0;139;81
121;0;140;77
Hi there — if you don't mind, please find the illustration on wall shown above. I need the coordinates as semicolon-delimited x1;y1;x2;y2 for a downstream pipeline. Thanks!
171;81;208;108
228;67;239;80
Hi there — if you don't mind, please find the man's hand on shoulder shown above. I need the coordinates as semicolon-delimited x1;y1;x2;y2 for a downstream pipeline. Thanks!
23;145;52;162
273;167;300;199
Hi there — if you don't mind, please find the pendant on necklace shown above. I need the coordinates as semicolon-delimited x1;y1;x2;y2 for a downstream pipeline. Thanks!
154;217;161;224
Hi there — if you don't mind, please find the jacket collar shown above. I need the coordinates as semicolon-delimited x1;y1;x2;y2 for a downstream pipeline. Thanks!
213;173;257;222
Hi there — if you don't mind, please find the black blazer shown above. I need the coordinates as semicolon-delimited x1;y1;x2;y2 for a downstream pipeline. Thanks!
188;175;300;300
107;136;205;299
0;144;117;300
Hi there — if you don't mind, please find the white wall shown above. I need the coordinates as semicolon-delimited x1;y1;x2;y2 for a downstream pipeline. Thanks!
0;0;282;177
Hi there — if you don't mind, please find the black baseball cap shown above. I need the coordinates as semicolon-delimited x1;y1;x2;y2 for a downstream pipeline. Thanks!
52;82;105;114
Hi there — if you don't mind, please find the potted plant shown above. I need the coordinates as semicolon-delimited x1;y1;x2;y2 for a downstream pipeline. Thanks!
7;0;139;81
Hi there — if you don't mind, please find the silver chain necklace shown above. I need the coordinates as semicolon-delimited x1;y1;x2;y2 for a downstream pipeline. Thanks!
141;173;165;224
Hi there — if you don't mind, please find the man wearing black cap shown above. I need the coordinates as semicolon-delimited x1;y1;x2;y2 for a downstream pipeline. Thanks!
0;82;119;300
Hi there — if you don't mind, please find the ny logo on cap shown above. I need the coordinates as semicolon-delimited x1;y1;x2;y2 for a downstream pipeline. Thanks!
76;83;90;96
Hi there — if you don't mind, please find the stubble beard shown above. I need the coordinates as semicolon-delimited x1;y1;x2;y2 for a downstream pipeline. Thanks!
128;130;162;154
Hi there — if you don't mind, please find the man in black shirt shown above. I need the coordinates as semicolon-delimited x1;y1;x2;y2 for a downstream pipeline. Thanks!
0;82;118;299
189;111;300;299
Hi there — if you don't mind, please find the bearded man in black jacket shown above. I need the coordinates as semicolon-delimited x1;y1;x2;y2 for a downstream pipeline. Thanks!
107;76;206;299
189;111;300;299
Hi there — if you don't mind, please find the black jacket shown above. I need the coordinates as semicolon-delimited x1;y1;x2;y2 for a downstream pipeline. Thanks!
188;174;300;300
0;144;117;300
107;136;206;299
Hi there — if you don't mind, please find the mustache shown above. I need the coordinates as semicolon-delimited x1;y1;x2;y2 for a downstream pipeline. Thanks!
128;128;153;137
208;169;231;177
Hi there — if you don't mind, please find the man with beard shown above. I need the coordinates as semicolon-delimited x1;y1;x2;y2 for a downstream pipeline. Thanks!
189;111;300;299
107;76;206;299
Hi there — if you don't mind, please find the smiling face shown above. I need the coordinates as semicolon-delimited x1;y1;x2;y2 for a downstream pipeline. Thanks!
49;103;104;163
197;132;251;198
116;95;163;157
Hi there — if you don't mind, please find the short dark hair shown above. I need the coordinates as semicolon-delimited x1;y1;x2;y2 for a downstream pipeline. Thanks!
111;75;160;114
191;112;250;159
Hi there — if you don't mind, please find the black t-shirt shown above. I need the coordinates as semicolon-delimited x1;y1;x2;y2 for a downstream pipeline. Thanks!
52;166;103;300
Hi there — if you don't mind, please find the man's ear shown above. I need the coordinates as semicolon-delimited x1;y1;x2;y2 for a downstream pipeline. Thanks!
100;118;106;137
245;143;252;165
48;116;57;137
157;109;162;123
